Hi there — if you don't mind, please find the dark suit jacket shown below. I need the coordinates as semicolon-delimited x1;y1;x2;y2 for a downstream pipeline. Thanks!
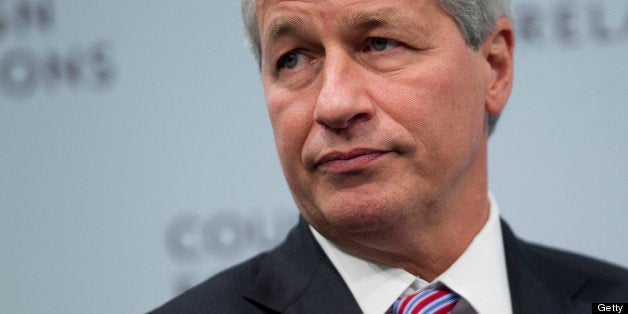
151;217;628;313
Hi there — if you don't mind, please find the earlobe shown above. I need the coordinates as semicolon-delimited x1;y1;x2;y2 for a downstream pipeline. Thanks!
483;18;515;116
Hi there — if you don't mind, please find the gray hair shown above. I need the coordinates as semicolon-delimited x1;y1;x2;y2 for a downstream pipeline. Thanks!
240;0;513;135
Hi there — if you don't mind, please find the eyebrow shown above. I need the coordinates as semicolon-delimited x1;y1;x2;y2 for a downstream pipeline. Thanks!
264;16;309;47
339;9;408;34
264;8;415;44
262;8;428;63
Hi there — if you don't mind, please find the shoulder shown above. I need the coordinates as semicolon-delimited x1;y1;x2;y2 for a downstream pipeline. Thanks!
522;240;628;293
523;238;628;278
503;221;628;301
149;217;324;313
150;255;267;313
149;253;268;314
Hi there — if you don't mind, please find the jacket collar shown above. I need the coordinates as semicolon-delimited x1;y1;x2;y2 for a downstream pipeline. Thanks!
242;217;361;313
501;220;590;313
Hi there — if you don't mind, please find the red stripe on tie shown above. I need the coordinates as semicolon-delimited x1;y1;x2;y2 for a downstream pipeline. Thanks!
409;290;448;314
397;293;416;313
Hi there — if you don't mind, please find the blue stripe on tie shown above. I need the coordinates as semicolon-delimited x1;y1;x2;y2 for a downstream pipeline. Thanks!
404;290;438;314
419;293;459;314
392;299;401;314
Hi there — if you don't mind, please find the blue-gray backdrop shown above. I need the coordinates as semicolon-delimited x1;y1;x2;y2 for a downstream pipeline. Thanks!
1;0;626;313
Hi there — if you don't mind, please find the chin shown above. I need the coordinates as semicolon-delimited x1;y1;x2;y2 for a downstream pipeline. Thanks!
316;195;401;235
294;174;419;235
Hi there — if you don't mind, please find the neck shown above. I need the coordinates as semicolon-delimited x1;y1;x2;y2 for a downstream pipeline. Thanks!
318;142;490;281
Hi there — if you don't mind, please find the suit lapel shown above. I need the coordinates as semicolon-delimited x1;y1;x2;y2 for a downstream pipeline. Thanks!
501;220;589;313
242;217;362;313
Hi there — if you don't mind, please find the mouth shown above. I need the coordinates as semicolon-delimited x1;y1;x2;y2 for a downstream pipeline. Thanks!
315;149;391;173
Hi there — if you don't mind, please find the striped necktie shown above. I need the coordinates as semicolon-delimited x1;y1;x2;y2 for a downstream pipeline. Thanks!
392;288;460;314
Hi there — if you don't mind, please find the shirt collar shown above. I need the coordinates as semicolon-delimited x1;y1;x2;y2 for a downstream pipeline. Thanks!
434;192;512;313
311;228;416;314
310;193;512;314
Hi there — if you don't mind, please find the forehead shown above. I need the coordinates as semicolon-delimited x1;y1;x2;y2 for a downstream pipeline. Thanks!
258;0;438;20
256;0;440;37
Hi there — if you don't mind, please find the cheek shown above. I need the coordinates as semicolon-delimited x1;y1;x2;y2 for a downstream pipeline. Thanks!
370;56;487;160
402;60;483;129
266;89;314;168
419;62;488;168
372;70;456;142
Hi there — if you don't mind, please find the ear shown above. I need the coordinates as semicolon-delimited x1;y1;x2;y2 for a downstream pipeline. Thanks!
481;17;514;117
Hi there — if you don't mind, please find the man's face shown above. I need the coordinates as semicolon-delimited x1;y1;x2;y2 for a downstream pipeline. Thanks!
257;0;506;235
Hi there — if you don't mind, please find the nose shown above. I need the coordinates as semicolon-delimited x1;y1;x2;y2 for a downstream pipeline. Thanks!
314;50;374;130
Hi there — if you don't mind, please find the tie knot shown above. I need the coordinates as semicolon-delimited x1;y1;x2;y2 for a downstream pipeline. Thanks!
392;288;460;314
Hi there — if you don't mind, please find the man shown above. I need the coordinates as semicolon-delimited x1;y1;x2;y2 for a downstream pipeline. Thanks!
152;0;628;313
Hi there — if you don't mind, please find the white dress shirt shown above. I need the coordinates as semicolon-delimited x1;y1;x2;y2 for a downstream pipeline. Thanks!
310;193;512;314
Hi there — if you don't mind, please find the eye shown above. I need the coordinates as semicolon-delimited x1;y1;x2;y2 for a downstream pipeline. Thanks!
367;37;400;52
277;50;306;70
